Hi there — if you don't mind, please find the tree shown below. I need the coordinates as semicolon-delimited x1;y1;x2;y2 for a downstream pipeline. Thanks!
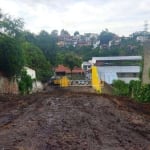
22;42;52;81
23;31;37;44
36;30;57;65
99;30;116;45
0;36;24;77
18;69;33;95
0;14;24;38
64;53;82;71
74;31;79;36
60;29;70;36
51;30;58;37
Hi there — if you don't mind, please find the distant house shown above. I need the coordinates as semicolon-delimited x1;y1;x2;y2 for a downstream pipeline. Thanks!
72;66;84;75
136;36;147;42
55;65;84;78
91;56;142;84
57;41;65;47
55;65;71;76
93;41;100;49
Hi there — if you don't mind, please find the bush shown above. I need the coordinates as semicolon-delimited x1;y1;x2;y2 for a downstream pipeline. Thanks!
129;80;141;98
129;80;150;103
112;80;129;96
18;69;33;95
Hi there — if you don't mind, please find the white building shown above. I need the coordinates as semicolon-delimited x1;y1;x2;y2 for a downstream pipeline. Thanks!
92;56;142;84
24;67;43;92
24;67;36;79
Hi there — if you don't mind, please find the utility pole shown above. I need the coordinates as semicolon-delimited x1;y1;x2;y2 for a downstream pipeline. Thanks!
144;20;148;32
142;21;150;84
144;20;148;41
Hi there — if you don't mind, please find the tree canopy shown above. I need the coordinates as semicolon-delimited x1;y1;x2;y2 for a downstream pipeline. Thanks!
22;42;52;81
99;30;116;45
0;36;24;77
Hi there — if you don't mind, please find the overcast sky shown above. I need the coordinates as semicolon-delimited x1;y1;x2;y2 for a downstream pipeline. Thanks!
0;0;149;36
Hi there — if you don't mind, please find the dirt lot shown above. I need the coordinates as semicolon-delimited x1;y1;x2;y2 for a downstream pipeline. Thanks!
0;88;150;150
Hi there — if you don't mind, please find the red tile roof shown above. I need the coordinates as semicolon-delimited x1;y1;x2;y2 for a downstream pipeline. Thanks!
72;66;84;73
55;65;84;74
55;65;71;73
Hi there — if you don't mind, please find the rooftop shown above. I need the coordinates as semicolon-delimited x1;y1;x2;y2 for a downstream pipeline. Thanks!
92;56;142;64
55;65;71;73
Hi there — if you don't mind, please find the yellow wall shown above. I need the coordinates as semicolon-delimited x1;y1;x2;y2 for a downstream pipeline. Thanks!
91;66;102;93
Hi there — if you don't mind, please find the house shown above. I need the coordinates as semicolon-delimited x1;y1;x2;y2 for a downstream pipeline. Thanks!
93;41;100;49
72;66;84;74
55;65;71;76
55;65;84;79
136;36;147;43
91;56;142;84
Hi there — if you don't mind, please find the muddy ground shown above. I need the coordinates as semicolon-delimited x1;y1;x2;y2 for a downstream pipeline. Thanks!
0;88;150;150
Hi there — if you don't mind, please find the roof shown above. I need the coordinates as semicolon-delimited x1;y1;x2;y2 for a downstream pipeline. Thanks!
55;65;71;73
92;56;142;64
72;67;84;73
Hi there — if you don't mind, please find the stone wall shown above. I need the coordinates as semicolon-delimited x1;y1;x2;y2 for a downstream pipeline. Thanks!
0;76;19;94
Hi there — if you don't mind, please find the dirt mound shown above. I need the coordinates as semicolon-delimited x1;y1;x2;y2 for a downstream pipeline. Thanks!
0;89;150;150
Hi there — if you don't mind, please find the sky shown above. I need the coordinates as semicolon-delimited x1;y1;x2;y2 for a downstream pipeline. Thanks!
0;0;150;36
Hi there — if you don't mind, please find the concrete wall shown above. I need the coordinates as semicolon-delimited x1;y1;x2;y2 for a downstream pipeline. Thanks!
0;76;18;94
32;81;43;93
24;67;36;79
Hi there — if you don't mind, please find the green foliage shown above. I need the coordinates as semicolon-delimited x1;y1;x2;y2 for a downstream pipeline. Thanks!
64;53;82;70
18;69;33;95
0;13;24;38
112;80;129;96
36;30;57;65
74;31;79;36
129;80;150;103
99;30;116;45
0;36;24;77
113;80;150;103
22;42;52;82
129;80;141;98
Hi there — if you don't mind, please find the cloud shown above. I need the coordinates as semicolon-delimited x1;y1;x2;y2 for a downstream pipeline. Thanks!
0;0;149;36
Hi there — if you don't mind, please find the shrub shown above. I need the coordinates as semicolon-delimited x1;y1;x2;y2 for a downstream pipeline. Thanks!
129;80;150;103
18;69;33;95
112;80;129;96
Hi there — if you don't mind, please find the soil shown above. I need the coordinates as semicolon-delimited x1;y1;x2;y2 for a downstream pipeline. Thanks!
0;88;150;150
